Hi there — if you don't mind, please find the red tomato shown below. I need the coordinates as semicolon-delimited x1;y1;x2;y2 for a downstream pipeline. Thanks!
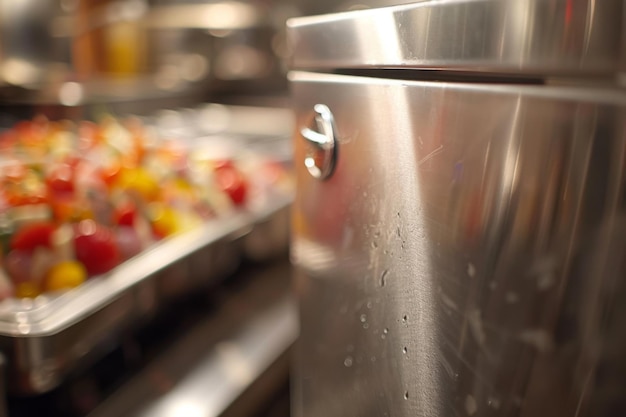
74;220;120;276
214;165;247;206
10;222;56;253
46;164;75;194
113;202;136;226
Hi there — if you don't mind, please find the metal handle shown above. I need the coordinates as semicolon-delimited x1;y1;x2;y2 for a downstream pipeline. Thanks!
301;104;337;180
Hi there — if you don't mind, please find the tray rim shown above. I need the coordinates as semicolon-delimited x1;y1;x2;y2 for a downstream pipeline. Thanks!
0;193;293;337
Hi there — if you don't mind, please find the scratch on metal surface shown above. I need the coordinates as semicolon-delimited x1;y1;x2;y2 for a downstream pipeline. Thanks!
439;288;459;312
467;309;486;346
442;338;495;390
437;351;456;380
574;369;593;417
418;145;444;166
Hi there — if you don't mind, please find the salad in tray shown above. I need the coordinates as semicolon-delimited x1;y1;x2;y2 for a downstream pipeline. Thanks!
0;115;292;300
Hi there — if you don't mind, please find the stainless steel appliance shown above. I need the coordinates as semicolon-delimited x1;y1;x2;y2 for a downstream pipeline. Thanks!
288;1;626;416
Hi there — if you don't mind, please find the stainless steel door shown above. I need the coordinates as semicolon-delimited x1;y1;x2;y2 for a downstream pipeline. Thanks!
291;71;626;417
288;0;623;76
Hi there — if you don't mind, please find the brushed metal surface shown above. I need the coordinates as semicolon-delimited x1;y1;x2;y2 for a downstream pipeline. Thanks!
291;71;626;417
87;261;297;417
132;298;296;417
288;0;624;76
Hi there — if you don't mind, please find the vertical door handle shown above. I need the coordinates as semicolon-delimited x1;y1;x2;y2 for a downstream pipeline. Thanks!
300;104;337;180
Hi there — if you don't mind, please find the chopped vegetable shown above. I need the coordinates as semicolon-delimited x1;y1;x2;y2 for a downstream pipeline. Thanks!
10;222;56;253
45;261;87;292
74;220;120;276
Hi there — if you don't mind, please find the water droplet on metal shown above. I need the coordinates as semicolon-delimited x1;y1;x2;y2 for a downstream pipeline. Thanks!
370;356;376;363
366;301;373;309
380;270;388;287
487;397;501;410
344;356;353;367
363;323;370;330
360;314;367;323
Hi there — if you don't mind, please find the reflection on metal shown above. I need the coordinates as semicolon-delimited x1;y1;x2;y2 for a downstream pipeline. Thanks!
300;104;337;180
85;262;295;417
288;0;623;75
291;237;339;274
146;2;260;30
132;297;297;417
291;70;626;417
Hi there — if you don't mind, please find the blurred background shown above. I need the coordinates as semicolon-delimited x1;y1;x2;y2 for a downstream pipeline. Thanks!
0;1;330;416
0;0;414;118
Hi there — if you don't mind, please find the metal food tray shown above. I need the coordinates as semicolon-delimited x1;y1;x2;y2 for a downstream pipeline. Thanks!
0;192;292;395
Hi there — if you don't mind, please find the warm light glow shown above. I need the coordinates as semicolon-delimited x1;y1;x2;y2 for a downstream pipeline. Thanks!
167;401;205;417
59;82;84;107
